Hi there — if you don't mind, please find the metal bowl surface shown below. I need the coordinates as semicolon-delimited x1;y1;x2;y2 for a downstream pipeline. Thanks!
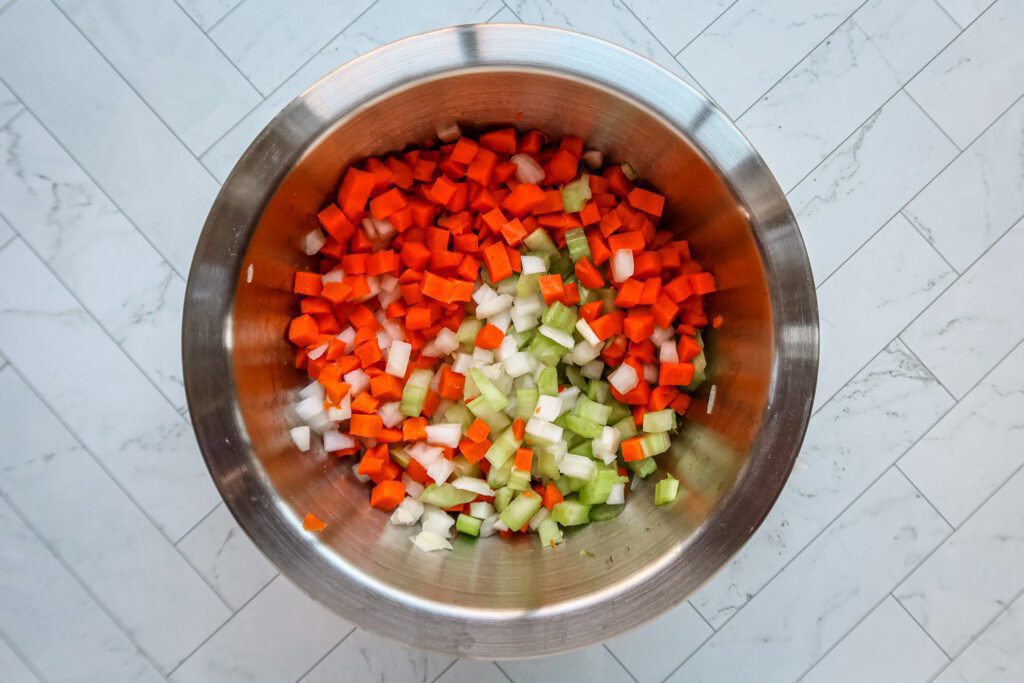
183;23;818;658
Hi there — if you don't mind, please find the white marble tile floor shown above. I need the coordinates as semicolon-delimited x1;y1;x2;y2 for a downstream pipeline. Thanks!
1;1;1022;681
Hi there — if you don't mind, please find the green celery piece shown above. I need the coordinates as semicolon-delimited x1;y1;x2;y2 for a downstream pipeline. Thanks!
389;448;411;469
568;440;593;458
607;400;631;425
589;503;625;522
684;350;707;392
516;387;539;420
467;395;512;432
451;456;482;479
456;318;483;344
516;272;540;297
620;162;637;180
541;301;578;334
494;486;515;512
612;415;638;439
642;431;671;456
578;469;628;505
418;484;478;508
560;173;592;213
555;475;589;495
456;513;482;537
524;228;558;255
565;366;587;390
537;447;561;480
470;368;509;411
507;467;532;492
488;459;513;489
573;395;612;425
654;474;680;505
643;409;676;433
538;518;564;547
626;457;658;478
586;379;611;404
564;227;592;262
485;426;522;468
444;402;475;430
528;334;568;367
538;367;559;396
565;414;603;439
500;492;543;530
400;369;432;417
551;498;591;526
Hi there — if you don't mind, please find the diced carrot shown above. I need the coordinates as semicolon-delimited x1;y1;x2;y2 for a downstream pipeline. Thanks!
587;230;612;265
370;374;403;401
688;272;717;295
652;293;680;329
303;513;327;532
639;278;662;305
476;323;505;350
512;417;525;441
479;127;517;154
369;187;407;220
317;204;355;242
350;414;383;437
466;418;491;443
421;271;452;302
466;146;497;185
482;242;513;282
670;393;692;415
351;391;380;414
628;187;665;217
502;183;546;216
623;313;654;344
538;274;565;305
614;279;643;308
406;305;433;330
450;137;479;165
288;315;319;347
648;385;679;411
542;482;564;510
546;149;578;184
574;257;604;289
294;271;323;296
659;362;696;386
370;480;405;511
429;175;457;205
438;366;466;400
514;447;533;472
500;218;528;246
608;230;645;253
621;437;646;462
459;437;491;464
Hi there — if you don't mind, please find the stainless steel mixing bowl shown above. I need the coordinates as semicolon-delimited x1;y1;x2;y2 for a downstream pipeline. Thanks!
183;24;818;658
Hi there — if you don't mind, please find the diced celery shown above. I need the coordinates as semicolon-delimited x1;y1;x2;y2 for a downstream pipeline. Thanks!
537;447;561;480
456;513;482;537
451;456;483;479
467;395;512;432
551;498;591;526
552;413;569;429
516;387;539;420
488;458;513;489
541;301;578;334
524;228;558;255
565;366;587;390
626;457;658;478
598;288;617;313
390;448;411;469
500;492;543;530
561;173;592;213
529;334;569;366
643;409;676;433
538;367;559;396
485;425;522;468
578;469;628;505
470;368;509;411
573;395;612;426
589;503;625;522
608;400;631;425
642;431;671;456
494;486;515;512
612;416;638;439
684;350;707;392
538;517;564;547
565;414;603;439
568;440;593;458
586;379;611;404
621;162;637;180
444;402;475;430
564;228;591;262
516;272;540;297
507;467;531;492
654;474;679;505
456;318;483;345
555;475;588;495
418;484;478;508
400;369;432;417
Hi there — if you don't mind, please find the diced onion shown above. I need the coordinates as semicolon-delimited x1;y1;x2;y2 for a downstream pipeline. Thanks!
323;429;354;452
434;327;460;355
520;255;547;274
608;363;639;394
427;457;455;484
476;294;513;319
412;530;452;552
321;268;344;285
299;380;323;400
606;483;625;505
303;230;326;255
659;341;679;364
473;283;497;305
479;514;500;537
379;402;404;428
707;384;717;415
503;352;533;378
611;249;634;282
533;395;562;421
352;463;371;483
581;360;605;380
402;474;424;499
575;319;601;347
539;324;575;349
294;395;324;421
643;363;658;384
470;501;495;519
651;325;673;345
426;423;462;448
436;122;462;143
386;340;411;377
582;150;604;168
559;453;596;480
289;426;311;452
343;369;369;396
421;507;455;536
390;497;424;526
337;326;356;346
510;153;546;184
526;417;563;443
452;477;495;497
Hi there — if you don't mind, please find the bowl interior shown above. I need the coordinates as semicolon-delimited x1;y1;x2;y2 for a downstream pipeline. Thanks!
229;68;773;613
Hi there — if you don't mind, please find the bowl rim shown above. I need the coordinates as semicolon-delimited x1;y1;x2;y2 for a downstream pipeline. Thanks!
183;22;819;658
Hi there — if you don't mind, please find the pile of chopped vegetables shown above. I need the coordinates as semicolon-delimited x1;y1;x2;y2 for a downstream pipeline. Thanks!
286;124;715;551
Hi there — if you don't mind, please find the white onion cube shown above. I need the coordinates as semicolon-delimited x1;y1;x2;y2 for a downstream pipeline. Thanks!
611;249;634;282
608;363;639;394
533;395;562;421
289;426;311;452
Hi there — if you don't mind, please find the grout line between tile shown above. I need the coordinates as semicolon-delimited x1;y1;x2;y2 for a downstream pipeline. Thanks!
730;0;872;121
0;84;191;283
0;220;187;415
903;87;962;151
165;573;281;677
788;501;955;683
499;0;522;23
0;485;172;677
289;625;358;683
603;643;640;683
930;0;965;30
901;209;961;276
0;625;48;683
429;658;458;683
672;0;739;57
205;0;244;34
169;0;264;96
193;0;381;163
47;0;224;175
493;661;516;682
891;592;954;660
174;502;226;549
688;599;718;632
0;355;227;609
896;337;958;404
486;4;508;22
925;583;1024;682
